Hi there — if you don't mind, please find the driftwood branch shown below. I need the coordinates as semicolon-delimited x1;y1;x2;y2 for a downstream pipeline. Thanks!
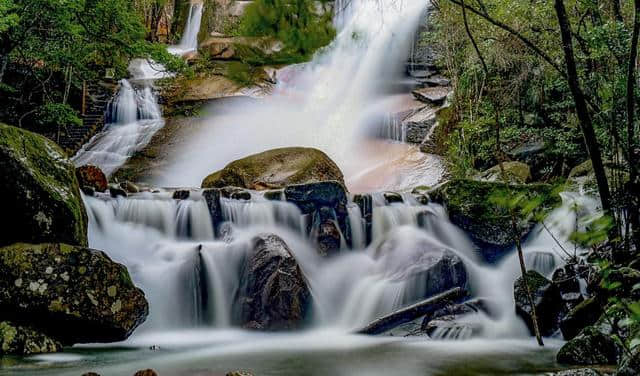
355;287;467;335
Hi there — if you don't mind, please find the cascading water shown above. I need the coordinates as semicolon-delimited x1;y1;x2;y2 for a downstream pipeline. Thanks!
72;79;164;176
158;0;445;192
168;1;204;55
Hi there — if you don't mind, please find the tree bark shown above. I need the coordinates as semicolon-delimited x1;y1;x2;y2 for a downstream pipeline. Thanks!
554;0;613;217
627;0;640;252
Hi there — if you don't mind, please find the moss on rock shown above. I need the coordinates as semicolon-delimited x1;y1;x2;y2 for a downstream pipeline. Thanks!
0;243;148;345
0;321;61;355
429;179;561;259
202;147;345;190
0;123;87;247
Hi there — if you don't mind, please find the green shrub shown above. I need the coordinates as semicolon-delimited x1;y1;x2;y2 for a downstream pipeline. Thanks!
35;103;82;130
237;0;336;63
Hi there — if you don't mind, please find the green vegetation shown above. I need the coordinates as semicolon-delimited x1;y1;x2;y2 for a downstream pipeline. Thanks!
0;0;185;132
236;0;336;63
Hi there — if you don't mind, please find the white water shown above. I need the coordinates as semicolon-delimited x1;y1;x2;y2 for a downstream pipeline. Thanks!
168;1;204;55
158;0;443;192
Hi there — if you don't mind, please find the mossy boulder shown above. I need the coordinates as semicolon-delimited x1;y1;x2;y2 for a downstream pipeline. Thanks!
0;321;61;355
568;160;629;194
199;36;283;61
560;297;604;340
429;179;561;261
202;147;345;190
557;326;620;365
0;123;87;247
0;243;148;344
475;161;532;184
514;270;564;337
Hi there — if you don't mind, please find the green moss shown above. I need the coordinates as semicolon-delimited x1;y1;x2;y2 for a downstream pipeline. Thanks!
0;123;88;246
201;147;344;189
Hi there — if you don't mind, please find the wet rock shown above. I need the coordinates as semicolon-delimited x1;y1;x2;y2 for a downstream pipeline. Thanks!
404;107;437;144
109;183;127;198
312;209;342;257
227;371;255;376
203;188;223;235
560;297;603;340
412;86;449;105
285;181;351;248
422;315;482;339
514;271;564;337
133;370;158;376
0;123;88;248
172;190;190;200
557;326;620;365
220;187;252;200
0;321;61;355
202;147;344;190
263;189;284;201
383;192;404;204
374;233;468;304
0;243;148;344
120;181;140;194
547;369;602;376
475;161;532;184
353;194;373;246
82;373;102;376
234;234;311;330
76;165;108;193
430;179;561;261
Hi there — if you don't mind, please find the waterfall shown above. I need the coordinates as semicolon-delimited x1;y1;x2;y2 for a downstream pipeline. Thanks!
158;0;444;192
72;79;164;176
169;2;204;55
83;187;597;338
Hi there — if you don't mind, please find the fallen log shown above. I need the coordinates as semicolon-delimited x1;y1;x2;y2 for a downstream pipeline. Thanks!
355;287;467;335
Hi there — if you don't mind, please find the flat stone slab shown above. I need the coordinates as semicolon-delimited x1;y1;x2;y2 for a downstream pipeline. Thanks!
412;86;450;105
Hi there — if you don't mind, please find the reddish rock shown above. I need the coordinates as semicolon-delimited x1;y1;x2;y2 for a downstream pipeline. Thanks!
76;165;108;193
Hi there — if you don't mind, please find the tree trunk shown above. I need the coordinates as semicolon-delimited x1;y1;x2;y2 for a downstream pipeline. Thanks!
554;0;613;217
627;0;640;252
0;54;8;84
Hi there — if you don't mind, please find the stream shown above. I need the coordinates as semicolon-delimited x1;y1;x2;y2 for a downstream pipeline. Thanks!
2;1;598;375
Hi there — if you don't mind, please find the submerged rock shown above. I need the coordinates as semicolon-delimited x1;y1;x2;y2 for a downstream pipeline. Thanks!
202;147;344;190
76;165;108;193
374;233;468;304
0;321;61;355
514;271;564;337
0;123;87;247
430;179;561;261
0;243;148;344
234;234;311;330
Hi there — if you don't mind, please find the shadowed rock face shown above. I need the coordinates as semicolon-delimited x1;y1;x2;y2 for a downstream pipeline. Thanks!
0;243;148;345
201;147;344;190
513;270;564;337
234;234;311;330
0;124;88;248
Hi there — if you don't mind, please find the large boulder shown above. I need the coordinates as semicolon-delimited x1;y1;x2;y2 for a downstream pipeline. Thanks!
560;297;604;340
514;270;564;337
0;243;148;344
0;321;61;355
0;124;87;247
557;326;620;365
430;179;561;261
568;160;629;194
202;147;345;190
234;234;311;330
